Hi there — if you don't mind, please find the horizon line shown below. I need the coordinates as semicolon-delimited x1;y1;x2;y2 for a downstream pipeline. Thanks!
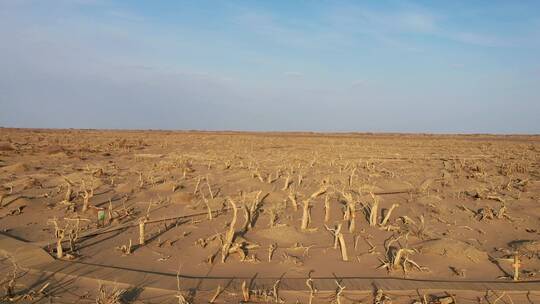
1;126;539;137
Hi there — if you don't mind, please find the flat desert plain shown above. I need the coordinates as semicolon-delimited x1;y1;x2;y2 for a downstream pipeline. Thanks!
0;128;539;303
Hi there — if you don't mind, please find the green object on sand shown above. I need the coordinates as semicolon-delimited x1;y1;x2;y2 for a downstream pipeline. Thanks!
98;210;106;221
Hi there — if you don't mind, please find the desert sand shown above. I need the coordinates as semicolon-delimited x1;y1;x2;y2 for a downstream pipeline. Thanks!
0;128;539;303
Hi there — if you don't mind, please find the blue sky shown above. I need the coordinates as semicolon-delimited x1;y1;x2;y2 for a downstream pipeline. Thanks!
1;0;539;133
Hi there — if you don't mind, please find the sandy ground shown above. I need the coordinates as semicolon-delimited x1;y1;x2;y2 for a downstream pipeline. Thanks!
0;128;539;303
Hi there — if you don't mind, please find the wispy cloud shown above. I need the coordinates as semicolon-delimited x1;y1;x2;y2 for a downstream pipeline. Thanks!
231;9;348;50
350;79;368;88
398;11;439;33
1;1;538;133
230;2;512;54
324;3;512;49
105;9;145;22
284;71;304;77
447;31;507;47
450;63;465;69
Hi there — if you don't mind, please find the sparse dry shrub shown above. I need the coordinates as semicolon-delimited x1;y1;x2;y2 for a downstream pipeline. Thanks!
138;218;147;246
368;193;379;227
381;204;399;227
288;191;298;211
268;243;277;262
300;198;312;230
379;238;428;276
282;173;291;191
0;256;18;302
241;280;250;302
47;218;86;259
239;190;265;233
499;160;528;176
306;272;316;304
300;186;327;230
221;198;238;263
324;195;330;222
340;192;357;233
209;285;223;303
333;280;345;304
95;284;126;304
325;223;348;261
